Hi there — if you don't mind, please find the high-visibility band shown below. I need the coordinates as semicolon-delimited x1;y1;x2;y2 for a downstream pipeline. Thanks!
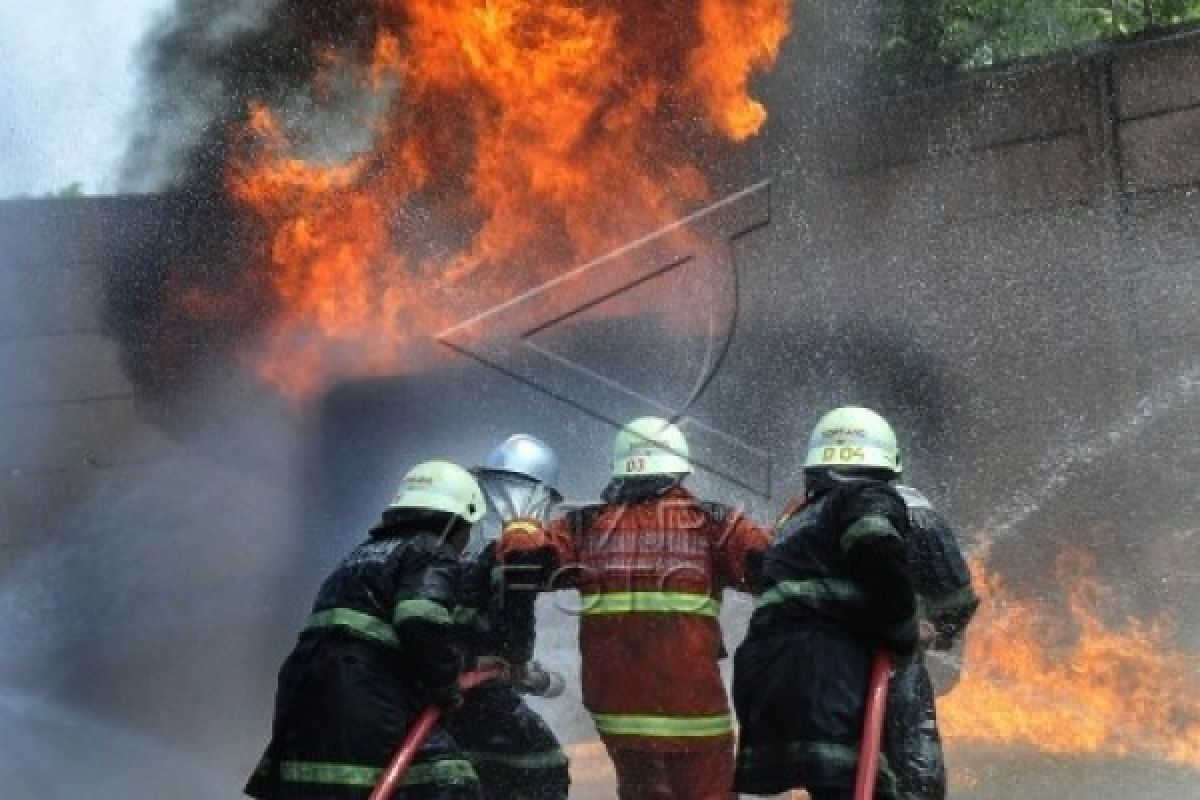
503;520;543;537
280;758;478;787
736;739;896;786
393;597;453;627
463;749;569;770
755;577;867;611
841;514;902;552
305;608;398;648
580;591;719;617
591;712;733;738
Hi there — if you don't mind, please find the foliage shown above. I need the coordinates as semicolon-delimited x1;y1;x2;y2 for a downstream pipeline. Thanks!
46;182;85;198
880;0;1200;86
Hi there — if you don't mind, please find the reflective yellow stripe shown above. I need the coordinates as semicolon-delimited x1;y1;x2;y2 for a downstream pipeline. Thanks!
580;591;719;617
503;520;542;536
840;514;901;552
305;608;398;648
281;761;379;787
755;577;867;610
280;759;477;787
463;749;568;769
736;739;896;787
393;597;453;627
592;712;733;737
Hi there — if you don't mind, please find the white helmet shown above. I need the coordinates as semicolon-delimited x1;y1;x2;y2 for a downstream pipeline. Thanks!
387;460;486;523
612;416;692;477
803;407;901;475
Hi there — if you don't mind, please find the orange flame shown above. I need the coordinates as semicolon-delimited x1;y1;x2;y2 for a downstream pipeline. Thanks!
217;1;792;399
942;551;1200;767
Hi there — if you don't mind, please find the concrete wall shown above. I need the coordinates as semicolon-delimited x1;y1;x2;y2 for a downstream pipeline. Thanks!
0;197;173;574
736;31;1200;580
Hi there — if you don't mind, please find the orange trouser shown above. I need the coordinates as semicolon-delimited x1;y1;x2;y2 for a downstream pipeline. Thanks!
607;745;735;800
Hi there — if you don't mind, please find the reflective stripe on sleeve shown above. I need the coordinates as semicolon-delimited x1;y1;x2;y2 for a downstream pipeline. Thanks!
579;591;719;617
755;577;867;611
840;514;902;552
305;608;399;648
393;597;454;627
591;712;733;737
280;758;478;787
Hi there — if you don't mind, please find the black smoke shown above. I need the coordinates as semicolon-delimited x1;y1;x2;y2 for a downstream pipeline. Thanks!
104;1;382;417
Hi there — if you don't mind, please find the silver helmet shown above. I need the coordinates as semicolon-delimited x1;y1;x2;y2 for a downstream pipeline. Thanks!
483;434;561;488
465;435;563;558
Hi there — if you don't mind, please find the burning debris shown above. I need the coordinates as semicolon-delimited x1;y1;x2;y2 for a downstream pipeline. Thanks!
942;551;1200;767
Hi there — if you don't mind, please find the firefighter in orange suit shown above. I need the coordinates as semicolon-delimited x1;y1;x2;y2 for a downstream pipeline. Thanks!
499;417;771;800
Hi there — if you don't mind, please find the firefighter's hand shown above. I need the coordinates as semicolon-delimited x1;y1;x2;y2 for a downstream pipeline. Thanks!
472;656;513;687
497;519;550;563
918;620;938;647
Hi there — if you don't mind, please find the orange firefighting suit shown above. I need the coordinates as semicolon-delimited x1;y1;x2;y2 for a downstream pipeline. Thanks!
499;482;771;800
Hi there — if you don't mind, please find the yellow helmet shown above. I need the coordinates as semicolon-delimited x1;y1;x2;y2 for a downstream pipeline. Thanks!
387;460;486;523
612;416;692;477
803;407;901;475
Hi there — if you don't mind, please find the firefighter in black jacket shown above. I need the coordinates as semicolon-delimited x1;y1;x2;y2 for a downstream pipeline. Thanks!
733;407;919;800
886;485;979;800
445;434;570;799
245;460;487;800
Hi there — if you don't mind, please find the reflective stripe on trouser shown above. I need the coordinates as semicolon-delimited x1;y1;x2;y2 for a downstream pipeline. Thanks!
735;739;897;797
279;758;478;788
579;591;719;617
462;750;568;770
591;712;733;738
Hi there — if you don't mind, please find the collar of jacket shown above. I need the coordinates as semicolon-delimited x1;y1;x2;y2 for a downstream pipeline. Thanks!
366;522;457;555
600;476;687;505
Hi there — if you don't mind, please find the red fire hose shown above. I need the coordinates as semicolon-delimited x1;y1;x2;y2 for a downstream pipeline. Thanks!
853;651;893;800
369;668;504;800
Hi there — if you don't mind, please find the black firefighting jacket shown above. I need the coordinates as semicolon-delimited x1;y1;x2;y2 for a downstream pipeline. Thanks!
732;478;917;798
245;518;481;800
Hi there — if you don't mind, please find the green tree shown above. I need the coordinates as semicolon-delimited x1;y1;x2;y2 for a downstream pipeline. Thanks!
880;0;1200;86
46;182;85;198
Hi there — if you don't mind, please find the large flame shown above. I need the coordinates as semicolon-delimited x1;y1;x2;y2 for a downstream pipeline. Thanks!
219;0;792;398
941;551;1200;767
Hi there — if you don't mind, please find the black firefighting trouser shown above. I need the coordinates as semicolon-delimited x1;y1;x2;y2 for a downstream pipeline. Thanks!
443;685;568;800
